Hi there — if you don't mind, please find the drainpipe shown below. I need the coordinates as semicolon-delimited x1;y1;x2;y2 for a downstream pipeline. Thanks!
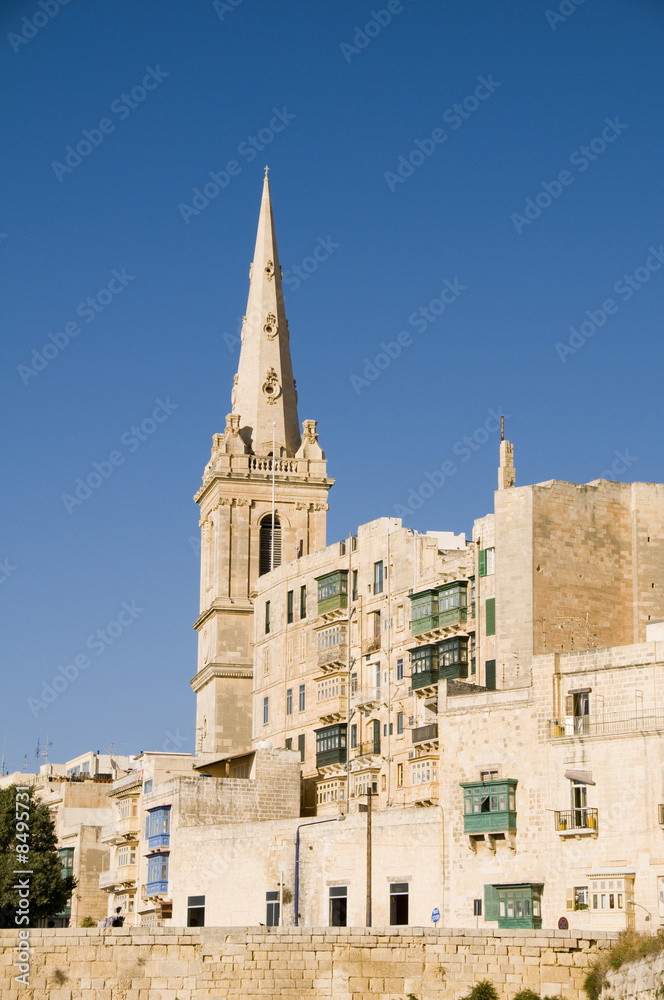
294;816;345;926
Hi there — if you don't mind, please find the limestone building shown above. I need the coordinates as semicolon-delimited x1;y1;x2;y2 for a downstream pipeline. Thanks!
0;750;133;927
191;170;333;768
171;175;664;933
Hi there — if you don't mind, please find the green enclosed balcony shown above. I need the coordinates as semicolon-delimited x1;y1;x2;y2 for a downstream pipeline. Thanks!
410;645;438;690
410;589;439;634
315;723;347;768
316;570;348;616
461;779;517;835
484;883;542;930
438;637;469;680
410;581;468;634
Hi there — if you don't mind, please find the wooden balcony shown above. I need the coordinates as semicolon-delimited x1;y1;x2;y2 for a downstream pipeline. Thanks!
411;723;438;746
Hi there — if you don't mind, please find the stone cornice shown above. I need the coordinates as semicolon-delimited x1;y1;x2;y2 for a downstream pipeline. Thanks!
190;662;254;692
193;601;253;632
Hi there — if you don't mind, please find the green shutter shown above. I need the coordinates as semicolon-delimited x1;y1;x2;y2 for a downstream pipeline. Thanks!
485;598;495;636
484;884;498;921
479;548;487;577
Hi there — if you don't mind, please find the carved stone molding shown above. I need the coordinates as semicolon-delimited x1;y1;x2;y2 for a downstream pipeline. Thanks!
264;312;278;339
265;260;274;281
262;366;281;404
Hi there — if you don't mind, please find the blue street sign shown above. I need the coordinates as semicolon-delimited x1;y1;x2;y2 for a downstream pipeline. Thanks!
432;907;440;924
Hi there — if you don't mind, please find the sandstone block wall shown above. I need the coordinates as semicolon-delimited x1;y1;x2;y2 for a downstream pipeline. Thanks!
0;926;615;1000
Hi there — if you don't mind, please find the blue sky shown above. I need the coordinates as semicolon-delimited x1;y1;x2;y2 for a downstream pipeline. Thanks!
1;0;663;771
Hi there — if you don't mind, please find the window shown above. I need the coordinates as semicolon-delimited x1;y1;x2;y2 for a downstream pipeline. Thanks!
568;886;589;911
351;535;357;551
82;761;89;773
470;632;476;675
462;779;517;835
485;659;496;690
265;601;271;634
118;846;136;867
143;779;153;795
566;690;590;734
474;898;483;917
329;886;347;927
374;561;384;595
287;590;294;624
146;854;169;894
317;779;345;805
390;883;409;925
397;712;404;735
316;570;348;613
315;724;347;767
187;895;205;927
59;847;74;878
352;570;358;601
317;624;347;651
318;677;345;702
397;763;404;787
298;733;305;762
145;806;171;848
259;515;281;575
412;760;437;785
484;883;542;929
350;723;357;749
479;547;495;576
396;657;404;681
339;540;346;556
300;585;307;619
299;632;307;660
590;880;628;911
266;891;280;926
485;598;496;636
285;738;292;750
263;696;269;725
298;683;306;712
286;688;293;715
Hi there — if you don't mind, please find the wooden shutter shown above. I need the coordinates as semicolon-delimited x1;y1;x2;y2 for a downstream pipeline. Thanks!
485;598;496;636
479;549;487;577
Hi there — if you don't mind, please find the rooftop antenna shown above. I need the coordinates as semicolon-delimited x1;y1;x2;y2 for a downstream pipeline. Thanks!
501;415;504;441
0;738;6;776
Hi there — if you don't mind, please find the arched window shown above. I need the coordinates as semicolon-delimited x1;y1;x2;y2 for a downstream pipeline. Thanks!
259;515;281;575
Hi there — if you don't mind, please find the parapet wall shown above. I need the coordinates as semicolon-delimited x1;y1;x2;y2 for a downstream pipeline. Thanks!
0;926;616;999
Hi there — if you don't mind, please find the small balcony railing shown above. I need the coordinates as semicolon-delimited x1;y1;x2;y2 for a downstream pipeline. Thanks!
352;686;381;708
406;781;439;805
101;816;139;844
99;864;138;890
411;723;438;744
317;694;347;721
548;710;664;739
354;739;381;758
317;644;348;669
362;635;381;655
110;772;142;794
554;808;598;834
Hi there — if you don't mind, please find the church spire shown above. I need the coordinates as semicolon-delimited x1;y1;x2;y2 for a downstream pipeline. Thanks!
232;171;301;457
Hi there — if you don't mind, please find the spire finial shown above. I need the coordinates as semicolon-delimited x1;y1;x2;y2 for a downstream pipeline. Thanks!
264;165;269;179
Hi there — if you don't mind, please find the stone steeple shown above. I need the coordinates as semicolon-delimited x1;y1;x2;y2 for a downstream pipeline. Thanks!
190;173;334;769
233;169;301;457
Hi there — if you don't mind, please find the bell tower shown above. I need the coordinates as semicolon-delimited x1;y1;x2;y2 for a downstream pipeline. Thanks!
191;171;334;765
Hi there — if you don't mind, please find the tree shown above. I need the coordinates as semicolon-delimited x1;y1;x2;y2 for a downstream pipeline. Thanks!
0;784;75;926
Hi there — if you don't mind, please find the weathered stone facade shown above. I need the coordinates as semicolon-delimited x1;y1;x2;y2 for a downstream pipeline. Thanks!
0;926;617;999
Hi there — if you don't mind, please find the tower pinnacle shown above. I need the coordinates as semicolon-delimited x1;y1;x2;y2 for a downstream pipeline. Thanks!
232;173;300;457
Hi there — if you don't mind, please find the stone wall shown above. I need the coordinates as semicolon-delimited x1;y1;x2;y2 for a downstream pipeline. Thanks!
0;926;615;1000
602;949;664;1000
